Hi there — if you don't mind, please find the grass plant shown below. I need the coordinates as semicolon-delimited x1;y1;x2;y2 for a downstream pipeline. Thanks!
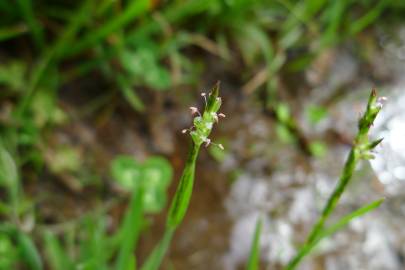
0;1;401;269
141;82;225;270
285;90;386;269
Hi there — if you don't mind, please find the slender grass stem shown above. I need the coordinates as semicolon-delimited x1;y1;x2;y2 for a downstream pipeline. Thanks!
140;83;224;270
285;90;386;270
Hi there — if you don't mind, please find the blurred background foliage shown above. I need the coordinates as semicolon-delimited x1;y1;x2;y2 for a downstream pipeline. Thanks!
0;0;405;269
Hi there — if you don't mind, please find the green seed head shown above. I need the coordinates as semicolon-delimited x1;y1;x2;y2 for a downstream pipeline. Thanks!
183;82;225;150
356;89;386;159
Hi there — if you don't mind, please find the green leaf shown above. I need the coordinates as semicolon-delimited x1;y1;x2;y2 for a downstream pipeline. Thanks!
111;155;173;213
111;156;142;190
276;103;290;124
285;198;384;270
320;198;384;242
120;48;171;91
0;24;28;42
0;144;18;191
17;232;43;270
306;105;328;125
116;75;145;112
349;0;388;35
0;233;18;269
275;124;294;143
308;141;327;157
44;232;73;270
68;0;150;56
16;0;45;49
115;186;144;270
246;218;262;270
143;157;173;189
78;217;109;270
0;142;19;211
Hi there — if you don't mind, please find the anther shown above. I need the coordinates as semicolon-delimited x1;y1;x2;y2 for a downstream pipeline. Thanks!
376;96;387;109
189;106;201;116
201;93;207;106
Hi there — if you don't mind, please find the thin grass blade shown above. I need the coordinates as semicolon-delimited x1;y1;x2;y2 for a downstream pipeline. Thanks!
285;198;384;270
246;217;263;270
44;232;73;270
115;186;144;270
140;228;175;270
17;231;43;270
68;0;150;56
16;0;44;49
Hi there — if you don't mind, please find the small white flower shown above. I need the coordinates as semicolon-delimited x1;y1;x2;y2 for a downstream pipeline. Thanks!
204;138;211;147
218;113;226;118
182;129;188;134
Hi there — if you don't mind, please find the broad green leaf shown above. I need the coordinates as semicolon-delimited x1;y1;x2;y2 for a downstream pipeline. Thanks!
143;157;173;189
111;156;173;213
111;156;142;190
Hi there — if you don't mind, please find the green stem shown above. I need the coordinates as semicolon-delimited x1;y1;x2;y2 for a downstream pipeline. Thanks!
140;143;200;270
139;228;175;270
285;90;383;270
167;143;200;229
305;148;358;245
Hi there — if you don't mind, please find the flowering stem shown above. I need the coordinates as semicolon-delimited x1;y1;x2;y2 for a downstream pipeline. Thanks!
141;83;224;270
285;90;386;270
